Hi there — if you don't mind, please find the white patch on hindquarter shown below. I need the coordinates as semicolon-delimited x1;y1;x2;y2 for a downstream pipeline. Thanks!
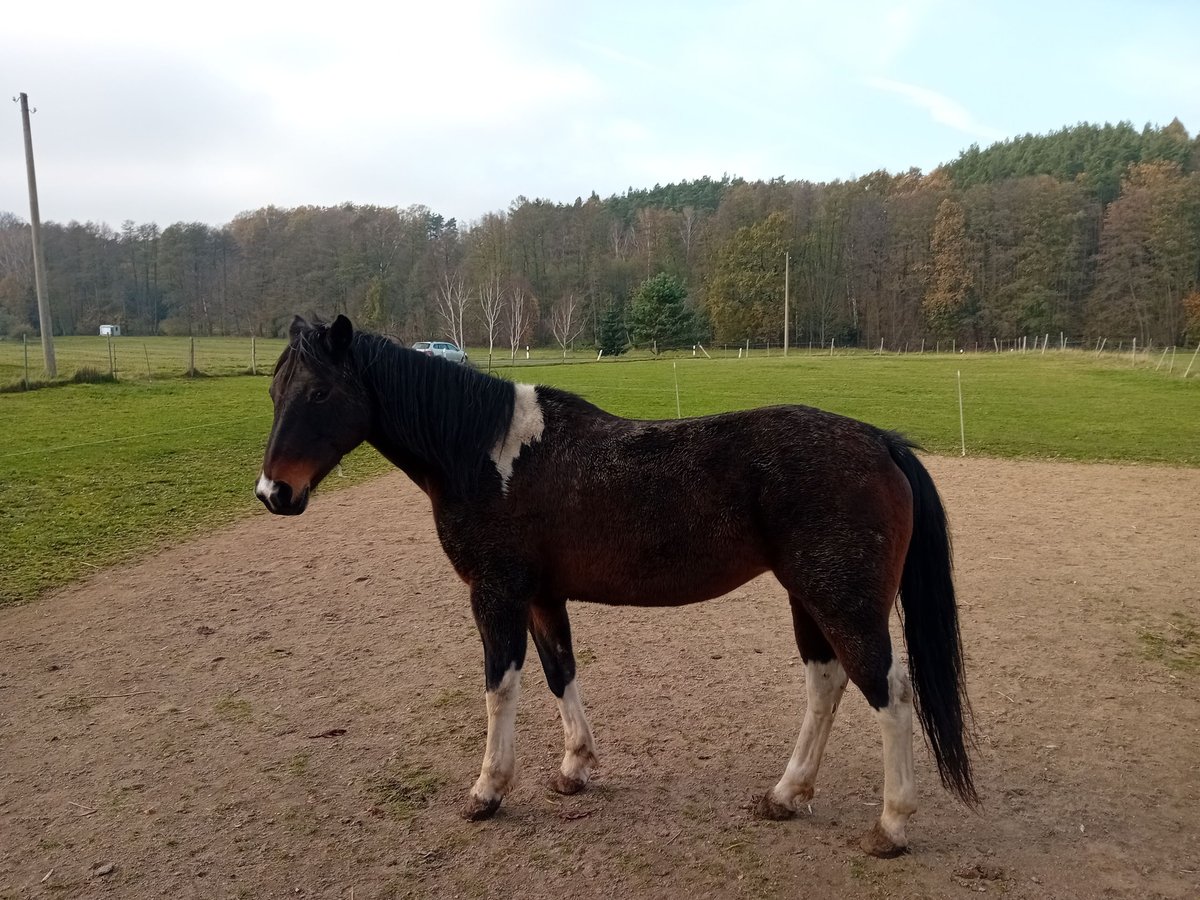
490;383;544;490
470;666;523;802
872;656;918;846
556;679;598;782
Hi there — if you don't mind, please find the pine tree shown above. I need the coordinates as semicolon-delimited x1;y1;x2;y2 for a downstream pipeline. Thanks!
596;301;628;356
628;273;697;352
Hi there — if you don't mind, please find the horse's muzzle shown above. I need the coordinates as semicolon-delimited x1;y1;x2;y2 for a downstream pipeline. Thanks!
255;473;310;516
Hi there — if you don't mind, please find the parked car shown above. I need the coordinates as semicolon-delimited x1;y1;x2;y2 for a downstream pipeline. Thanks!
412;341;469;365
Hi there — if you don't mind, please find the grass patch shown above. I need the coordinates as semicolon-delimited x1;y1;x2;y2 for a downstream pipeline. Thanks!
287;750;311;777
1138;615;1200;674
0;377;389;606
214;694;253;722
576;647;598;667
431;687;470;709
55;694;96;713
369;763;447;819
0;350;1195;607
525;351;1199;464
0;335;289;387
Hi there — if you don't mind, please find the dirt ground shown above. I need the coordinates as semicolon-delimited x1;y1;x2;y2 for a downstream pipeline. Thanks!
2;457;1198;899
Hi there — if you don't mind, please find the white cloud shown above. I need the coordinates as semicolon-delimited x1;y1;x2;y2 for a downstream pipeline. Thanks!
865;77;1005;143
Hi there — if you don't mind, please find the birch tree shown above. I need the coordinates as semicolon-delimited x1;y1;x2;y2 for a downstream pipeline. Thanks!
436;272;470;348
478;275;505;370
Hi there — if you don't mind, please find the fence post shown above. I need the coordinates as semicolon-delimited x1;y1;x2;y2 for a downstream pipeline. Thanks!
957;370;966;457
108;333;115;378
189;337;196;377
251;336;257;376
23;333;29;388
1184;342;1200;379
144;343;153;381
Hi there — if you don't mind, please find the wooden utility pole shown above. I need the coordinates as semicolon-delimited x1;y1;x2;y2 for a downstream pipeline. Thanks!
783;251;790;357
17;93;56;377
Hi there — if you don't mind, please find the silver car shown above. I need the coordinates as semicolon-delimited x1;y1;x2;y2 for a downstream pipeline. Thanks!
412;341;469;365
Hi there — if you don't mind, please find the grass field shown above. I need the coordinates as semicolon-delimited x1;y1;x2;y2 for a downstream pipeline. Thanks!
0;335;290;387
1;350;1196;606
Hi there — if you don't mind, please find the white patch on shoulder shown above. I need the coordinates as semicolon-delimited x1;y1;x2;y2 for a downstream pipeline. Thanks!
490;383;544;491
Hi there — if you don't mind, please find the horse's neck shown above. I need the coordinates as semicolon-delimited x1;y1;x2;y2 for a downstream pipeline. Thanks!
360;349;510;498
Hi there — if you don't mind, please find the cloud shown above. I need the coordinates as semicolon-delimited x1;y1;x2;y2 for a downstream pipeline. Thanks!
866;77;1005;143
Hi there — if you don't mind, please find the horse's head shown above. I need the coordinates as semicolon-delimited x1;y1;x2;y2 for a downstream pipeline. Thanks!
256;314;372;515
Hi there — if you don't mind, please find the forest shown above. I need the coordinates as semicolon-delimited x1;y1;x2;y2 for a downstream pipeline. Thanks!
1;119;1198;351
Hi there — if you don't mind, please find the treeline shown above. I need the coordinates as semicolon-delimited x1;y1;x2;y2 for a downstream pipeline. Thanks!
1;119;1198;349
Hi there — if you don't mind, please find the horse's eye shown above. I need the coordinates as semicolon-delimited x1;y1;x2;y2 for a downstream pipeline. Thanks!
310;389;328;403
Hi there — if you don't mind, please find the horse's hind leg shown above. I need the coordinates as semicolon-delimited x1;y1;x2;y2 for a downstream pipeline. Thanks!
756;595;849;820
808;598;918;857
530;600;598;794
860;648;918;858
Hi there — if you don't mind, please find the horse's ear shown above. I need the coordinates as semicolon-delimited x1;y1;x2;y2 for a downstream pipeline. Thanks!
289;315;308;340
329;315;354;356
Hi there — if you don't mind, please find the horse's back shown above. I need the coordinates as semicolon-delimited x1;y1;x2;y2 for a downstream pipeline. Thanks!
506;401;908;606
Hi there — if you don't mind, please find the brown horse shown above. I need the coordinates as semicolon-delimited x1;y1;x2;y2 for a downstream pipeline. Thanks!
256;316;976;857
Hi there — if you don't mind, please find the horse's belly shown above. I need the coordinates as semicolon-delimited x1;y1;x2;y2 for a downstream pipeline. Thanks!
550;533;768;606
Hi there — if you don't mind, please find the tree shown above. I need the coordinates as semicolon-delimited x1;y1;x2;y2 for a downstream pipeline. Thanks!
436;273;470;348
478;275;504;369
1089;162;1200;343
549;293;585;359
706;213;789;341
924;198;973;338
505;285;535;360
1184;291;1200;342
361;275;386;330
628;272;696;352
596;300;628;356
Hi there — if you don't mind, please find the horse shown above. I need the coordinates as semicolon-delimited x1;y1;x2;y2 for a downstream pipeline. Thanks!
256;315;976;857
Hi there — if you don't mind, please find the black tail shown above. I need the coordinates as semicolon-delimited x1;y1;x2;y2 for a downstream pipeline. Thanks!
884;433;978;805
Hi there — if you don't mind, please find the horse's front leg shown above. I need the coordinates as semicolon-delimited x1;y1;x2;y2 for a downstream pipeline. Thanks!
462;581;529;821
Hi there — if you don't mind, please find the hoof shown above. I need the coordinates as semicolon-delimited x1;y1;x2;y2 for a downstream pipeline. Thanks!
860;823;908;859
461;794;501;821
753;791;797;821
549;772;588;795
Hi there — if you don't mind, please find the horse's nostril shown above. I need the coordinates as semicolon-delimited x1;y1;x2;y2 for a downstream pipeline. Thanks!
275;482;293;507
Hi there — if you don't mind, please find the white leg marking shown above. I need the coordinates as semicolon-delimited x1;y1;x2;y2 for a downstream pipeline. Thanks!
556;680;598;784
873;657;918;847
490;383;544;491
770;659;849;809
470;666;523;802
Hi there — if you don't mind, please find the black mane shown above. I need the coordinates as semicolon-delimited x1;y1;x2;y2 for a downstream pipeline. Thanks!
347;332;516;497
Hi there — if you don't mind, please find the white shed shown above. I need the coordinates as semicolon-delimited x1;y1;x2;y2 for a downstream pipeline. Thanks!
99;324;121;336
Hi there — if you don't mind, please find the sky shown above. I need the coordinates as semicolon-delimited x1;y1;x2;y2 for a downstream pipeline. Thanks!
2;0;1198;228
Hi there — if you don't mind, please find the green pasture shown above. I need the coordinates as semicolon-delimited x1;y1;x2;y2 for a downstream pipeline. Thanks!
0;349;1196;606
0;335;289;387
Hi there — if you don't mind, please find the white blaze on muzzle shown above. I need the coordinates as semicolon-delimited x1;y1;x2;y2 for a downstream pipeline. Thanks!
255;472;280;505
